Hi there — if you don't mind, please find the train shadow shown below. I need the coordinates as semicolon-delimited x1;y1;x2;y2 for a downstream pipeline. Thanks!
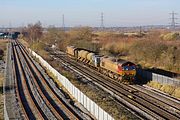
3;85;15;93
134;66;180;85
135;74;152;85
145;67;179;78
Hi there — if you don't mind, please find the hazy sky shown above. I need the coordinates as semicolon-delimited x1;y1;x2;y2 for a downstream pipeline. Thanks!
0;0;179;27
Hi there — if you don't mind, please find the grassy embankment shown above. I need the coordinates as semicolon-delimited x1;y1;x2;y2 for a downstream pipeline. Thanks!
0;39;8;120
147;81;180;98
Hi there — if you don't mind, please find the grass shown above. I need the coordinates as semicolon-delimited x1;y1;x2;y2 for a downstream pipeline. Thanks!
0;40;8;61
160;85;175;95
147;81;180;98
30;41;52;61
18;39;30;48
147;81;162;90
0;40;8;50
172;88;180;98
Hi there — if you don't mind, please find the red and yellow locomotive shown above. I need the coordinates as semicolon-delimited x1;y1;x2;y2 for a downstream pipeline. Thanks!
66;46;136;83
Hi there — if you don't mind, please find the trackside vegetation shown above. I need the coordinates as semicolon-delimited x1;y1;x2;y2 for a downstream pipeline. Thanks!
147;81;180;98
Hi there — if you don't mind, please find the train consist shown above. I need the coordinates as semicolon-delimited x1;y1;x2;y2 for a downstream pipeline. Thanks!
66;46;136;83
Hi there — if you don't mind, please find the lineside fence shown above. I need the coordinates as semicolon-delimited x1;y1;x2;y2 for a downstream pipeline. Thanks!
30;49;114;120
137;69;180;87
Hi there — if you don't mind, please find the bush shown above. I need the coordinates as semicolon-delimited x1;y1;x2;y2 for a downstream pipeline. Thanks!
30;41;52;61
42;28;68;51
68;27;101;52
130;40;168;63
162;32;180;41
102;40;132;56
129;40;180;71
30;41;46;52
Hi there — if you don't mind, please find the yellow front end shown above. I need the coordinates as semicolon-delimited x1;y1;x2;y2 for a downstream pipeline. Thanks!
124;70;136;76
121;70;136;76
121;70;136;82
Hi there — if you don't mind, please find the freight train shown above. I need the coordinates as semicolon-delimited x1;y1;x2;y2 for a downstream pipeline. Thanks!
66;46;136;83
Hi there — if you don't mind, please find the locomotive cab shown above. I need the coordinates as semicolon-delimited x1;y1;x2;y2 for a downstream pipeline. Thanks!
121;62;136;81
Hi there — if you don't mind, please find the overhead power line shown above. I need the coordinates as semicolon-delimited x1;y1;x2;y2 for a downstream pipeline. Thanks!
100;12;104;29
62;14;65;31
169;11;178;29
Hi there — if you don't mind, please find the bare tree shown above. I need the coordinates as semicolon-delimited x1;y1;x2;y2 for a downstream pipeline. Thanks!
26;21;43;42
69;27;93;42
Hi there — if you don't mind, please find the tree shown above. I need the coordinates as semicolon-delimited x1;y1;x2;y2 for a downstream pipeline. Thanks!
26;21;43;42
42;27;68;50
69;27;93;42
68;27;96;50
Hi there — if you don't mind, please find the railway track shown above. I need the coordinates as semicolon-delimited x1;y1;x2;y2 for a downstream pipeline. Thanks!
50;49;180;120
13;42;45;119
12;40;84;119
18;41;85;120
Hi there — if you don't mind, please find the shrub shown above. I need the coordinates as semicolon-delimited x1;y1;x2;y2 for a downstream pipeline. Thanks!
30;41;46;52
130;40;168;63
30;41;52;61
102;39;132;56
162;32;180;41
129;39;180;72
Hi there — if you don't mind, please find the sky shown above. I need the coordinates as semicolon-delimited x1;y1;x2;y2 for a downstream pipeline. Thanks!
0;0;179;27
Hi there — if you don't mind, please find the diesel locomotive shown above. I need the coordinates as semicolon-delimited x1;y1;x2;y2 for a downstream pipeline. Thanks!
66;46;136;83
